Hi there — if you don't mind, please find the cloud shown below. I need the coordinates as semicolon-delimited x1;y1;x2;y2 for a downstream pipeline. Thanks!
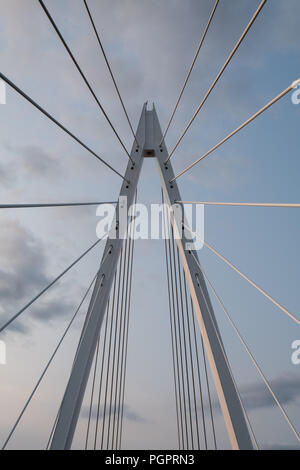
5;144;60;177
210;374;300;414
16;145;58;176
81;403;145;423
0;164;14;188
0;218;79;334
30;297;76;323
0;218;49;301
240;374;300;411
0;304;29;335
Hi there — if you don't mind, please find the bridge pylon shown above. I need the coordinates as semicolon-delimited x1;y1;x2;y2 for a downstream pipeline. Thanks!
50;104;254;451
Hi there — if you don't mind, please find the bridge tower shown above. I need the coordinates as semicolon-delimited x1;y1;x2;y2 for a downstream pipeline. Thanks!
50;104;254;450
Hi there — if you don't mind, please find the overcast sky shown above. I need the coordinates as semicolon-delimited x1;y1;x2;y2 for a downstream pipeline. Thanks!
0;0;300;450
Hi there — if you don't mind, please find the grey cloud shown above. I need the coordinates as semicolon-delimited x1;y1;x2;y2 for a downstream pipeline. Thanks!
210;374;300;413
81;403;146;423
0;219;49;300
30;297;76;322
0;218;80;334
18;145;59;176
0;268;45;304
0;312;30;335
6;144;60;177
0;218;49;334
0;164;14;188
240;374;300;411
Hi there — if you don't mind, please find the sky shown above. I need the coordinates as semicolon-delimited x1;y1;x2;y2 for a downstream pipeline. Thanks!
0;0;300;450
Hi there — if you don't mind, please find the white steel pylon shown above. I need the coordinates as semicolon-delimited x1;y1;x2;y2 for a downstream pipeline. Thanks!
50;104;254;450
